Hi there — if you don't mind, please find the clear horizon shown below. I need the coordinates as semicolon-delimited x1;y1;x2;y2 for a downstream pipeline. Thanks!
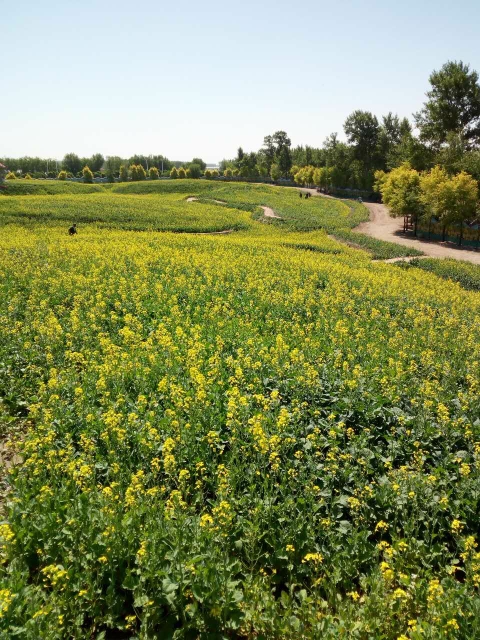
2;0;480;163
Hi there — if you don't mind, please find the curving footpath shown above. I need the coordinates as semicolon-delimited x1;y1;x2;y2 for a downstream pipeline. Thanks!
296;189;480;265
356;203;480;265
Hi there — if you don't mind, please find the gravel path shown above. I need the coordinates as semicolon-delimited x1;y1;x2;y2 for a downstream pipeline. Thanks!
356;203;480;265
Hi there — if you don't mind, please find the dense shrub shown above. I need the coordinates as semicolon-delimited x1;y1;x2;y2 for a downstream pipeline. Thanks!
82;166;94;184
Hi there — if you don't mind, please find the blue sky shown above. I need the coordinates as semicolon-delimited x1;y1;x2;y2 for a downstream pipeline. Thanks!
2;0;480;163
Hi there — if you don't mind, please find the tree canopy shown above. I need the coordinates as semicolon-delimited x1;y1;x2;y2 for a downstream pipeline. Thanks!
415;60;480;148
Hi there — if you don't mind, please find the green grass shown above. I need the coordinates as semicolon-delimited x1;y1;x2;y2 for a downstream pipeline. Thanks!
396;257;480;291
332;229;424;259
0;179;104;196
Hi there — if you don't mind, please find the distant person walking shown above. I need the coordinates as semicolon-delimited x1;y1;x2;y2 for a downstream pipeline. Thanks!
68;223;77;235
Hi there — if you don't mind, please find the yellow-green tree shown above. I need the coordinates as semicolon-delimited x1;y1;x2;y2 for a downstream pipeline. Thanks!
170;167;178;179
82;166;94;183
129;164;138;181
136;164;146;181
420;166;450;220
149;166;159;180
224;168;232;178
376;163;424;234
119;165;129;182
5;171;16;180
178;167;186;179
57;170;67;181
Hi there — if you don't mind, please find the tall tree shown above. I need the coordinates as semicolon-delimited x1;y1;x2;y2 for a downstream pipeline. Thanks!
344;110;380;171
415;60;480;148
377;113;403;168
89;153;104;172
261;136;276;172
63;153;82;175
191;158;206;171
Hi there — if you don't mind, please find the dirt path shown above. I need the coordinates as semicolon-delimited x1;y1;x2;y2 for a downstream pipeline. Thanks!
356;203;480;265
187;195;280;220
186;196;227;204
261;205;281;219
299;188;335;199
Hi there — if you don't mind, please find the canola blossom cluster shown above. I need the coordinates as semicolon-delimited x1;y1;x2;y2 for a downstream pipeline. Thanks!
0;181;479;638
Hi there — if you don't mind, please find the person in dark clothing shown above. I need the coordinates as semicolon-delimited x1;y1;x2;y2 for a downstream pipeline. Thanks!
68;223;77;235
299;192;303;198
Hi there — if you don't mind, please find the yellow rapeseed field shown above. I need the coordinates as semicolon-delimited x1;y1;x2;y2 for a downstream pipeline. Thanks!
0;181;479;638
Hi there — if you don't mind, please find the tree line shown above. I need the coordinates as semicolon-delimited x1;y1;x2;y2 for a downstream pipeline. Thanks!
3;60;480;200
220;60;480;196
0;154;185;181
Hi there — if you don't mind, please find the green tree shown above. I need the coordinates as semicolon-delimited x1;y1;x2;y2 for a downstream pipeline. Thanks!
191;158;206;171
63;153;82;175
344;110;380;172
270;163;281;181
415;60;480;148
89;153;104;172
224;168;232;178
377;113;404;168
82;166;94;183
170;167;178;179
119;165;129;182
149;166;159;180
204;169;212;179
387;130;434;171
105;157;122;182
187;163;202;179
448;171;479;244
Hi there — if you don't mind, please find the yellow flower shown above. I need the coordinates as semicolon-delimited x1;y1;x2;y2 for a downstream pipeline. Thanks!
451;519;464;534
302;552;323;564
200;514;214;528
